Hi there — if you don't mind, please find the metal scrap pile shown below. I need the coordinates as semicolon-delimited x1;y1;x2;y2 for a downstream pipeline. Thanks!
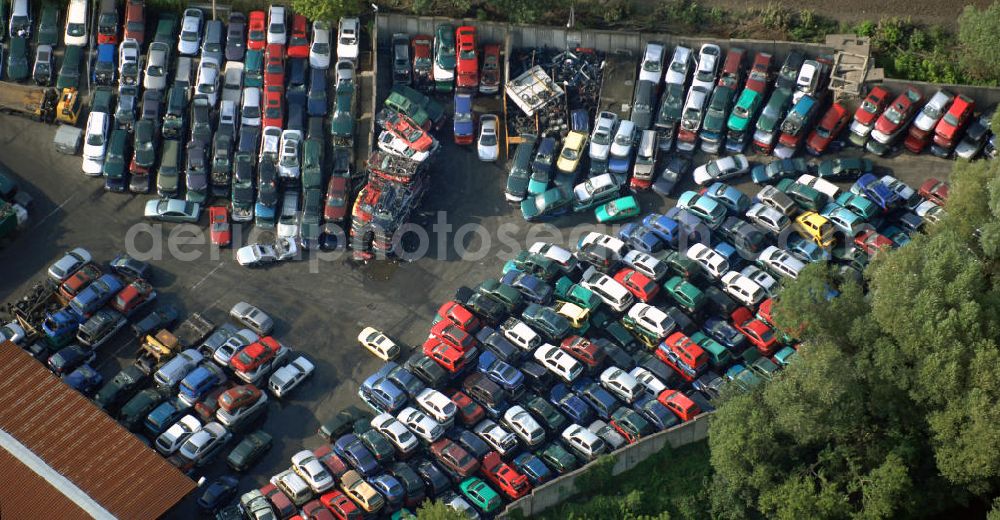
506;48;605;139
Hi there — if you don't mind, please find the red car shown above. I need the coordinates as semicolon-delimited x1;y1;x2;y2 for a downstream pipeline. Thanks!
301;499;335;520
656;332;708;382
805;102;849;155
319;490;362;520
730;307;778;356
263;85;284;128
383;111;434;152
436;301;482;333
480;451;531;500
194;383;234;421
208;206;231;247
854;229;893;257
479;44;501;95
656;389;701;422
613;268;659;302
411;35;433;86
450;390;485;425
918;178;949;207
429;320;477;351
559;336;605;369
111;279;155;315
455;26;478;91
744;52;772;94
260;483;297;519
264;44;286;88
431;438;480;477
933;94;975;149
247;11;267;51
287;14;310;58
872;87;922;144
423;337;476;373
230;337;282;373
756;298;775;327
852;86;890;129
123;0;145;45
218;384;263;413
313;445;351;480
324;175;349;223
58;264;102;302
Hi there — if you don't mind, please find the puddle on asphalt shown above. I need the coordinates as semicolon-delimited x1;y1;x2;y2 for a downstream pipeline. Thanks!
357;258;399;281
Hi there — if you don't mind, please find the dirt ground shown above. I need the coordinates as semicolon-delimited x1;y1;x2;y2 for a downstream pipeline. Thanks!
691;0;993;28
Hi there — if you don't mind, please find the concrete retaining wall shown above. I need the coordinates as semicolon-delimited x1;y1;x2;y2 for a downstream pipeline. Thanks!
500;412;712;518
880;78;1000;109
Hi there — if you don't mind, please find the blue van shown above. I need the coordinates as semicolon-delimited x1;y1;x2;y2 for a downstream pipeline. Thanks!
93;43;117;85
42;308;83;345
570;109;590;134
177;364;226;406
69;274;124;318
642;213;679;245
453;92;474;144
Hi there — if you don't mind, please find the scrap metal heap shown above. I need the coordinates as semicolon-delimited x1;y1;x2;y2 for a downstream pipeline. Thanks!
506;48;604;139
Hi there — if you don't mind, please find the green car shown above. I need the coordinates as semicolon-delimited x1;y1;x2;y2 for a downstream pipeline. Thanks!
37;5;60;46
433;24;456;92
834;192;879;221
727;89;763;135
7;36;29;81
478;278;523;313
750;356;782;381
663;275;706;313
524;393;568;432
816;157;873;181
244;49;264;87
102;129;129;192
226;430;272;472
595;195;640;223
507;250;561;281
459;477;502;513
691;331;731;369
301;138;324;190
773;346;798;367
521;185;574;221
656;249;699;279
611;406;653;441
776;178;828;212
539;442;580;474
57;45;82;90
553;276;602;311
385;89;432;129
118;388;168;432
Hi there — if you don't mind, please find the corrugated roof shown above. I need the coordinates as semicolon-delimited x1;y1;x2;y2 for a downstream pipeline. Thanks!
0;343;196;520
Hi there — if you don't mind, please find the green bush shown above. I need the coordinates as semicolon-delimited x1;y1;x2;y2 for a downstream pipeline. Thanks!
958;2;1000;85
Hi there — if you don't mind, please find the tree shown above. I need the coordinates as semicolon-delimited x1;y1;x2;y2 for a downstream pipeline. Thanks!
291;0;361;22
958;2;1000;85
416;499;471;520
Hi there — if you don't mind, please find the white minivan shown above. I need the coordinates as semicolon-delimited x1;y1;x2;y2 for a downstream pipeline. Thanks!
580;266;633;312
65;0;89;46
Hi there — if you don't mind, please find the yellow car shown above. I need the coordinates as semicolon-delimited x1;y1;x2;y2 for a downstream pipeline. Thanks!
794;211;835;248
340;470;385;513
357;326;400;361
555;301;590;331
556;131;587;173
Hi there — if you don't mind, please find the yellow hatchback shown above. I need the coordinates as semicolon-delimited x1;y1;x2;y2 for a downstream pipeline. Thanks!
340;470;385;513
794;211;835;248
556;131;587;173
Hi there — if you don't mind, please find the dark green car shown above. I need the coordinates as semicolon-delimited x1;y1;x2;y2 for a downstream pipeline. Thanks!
226;430;272;472
243;49;264;87
522;303;571;341
508;250;561;281
459;477;501;513
610;406;653;442
57;45;82;90
664;275;706;313
156;139;181;197
103;129;129;192
118;388;168;432
301;138;324;190
657;249;699;279
539;442;580;474
553;276;602;311
478;278;523;313
360;429;396;464
816;157;873;181
776;178;828;212
524;393;568;432
37;5;60;46
520;185;574;221
7;36;29;81
319;406;373;442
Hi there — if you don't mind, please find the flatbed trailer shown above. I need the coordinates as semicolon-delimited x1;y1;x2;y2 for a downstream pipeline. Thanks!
0;82;58;122
596;52;638;121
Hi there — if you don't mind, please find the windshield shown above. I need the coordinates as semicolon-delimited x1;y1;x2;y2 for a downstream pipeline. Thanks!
340;36;355;45
643;60;661;72
614;134;631;146
884;106;903;125
861;100;877;113
270;23;285;34
87;133;105;146
670;61;685;72
68;23;85;36
313;43;330;54
732;105;749;118
815;125;831;138
707;162;721;176
460;49;475;60
561;148;578;161
943;112;959;126
924;105;942;119
481;134;497;146
244;106;261;118
182;31;198;42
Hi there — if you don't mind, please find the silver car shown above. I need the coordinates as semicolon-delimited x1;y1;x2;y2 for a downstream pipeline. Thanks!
502;406;545;447
178;421;230;466
213;328;260;366
144;42;169;91
473;419;518;456
177;8;204;56
229;301;274;336
48;247;93;282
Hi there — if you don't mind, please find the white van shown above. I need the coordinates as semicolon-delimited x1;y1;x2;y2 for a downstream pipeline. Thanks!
65;0;89;46
154;349;204;388
580;266;634;312
721;271;766;307
271;469;312;506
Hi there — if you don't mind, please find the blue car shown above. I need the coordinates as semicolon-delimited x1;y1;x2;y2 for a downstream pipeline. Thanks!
178;364;226;405
453;92;475;145
713;241;745;270
334;433;380;476
307;67;328;117
63;364;103;395
477;350;524;394
42;308;83;342
145;398;188;436
360;366;408;414
513;452;555;486
702;317;747;351
633;394;679;431
449;428;492;459
69;274;124;317
787;235;831;263
369;473;405;508
851;173;899;210
500;269;552;305
475;326;520;364
47;344;95;376
549;383;595;425
664;207;709;243
703;182;751;214
570;377;620;421
619;223;665;254
642;213;679;245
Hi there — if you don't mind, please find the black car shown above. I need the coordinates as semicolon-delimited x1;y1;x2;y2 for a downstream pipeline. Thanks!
288;57;308;86
197;475;239;510
693;371;725;400
688;390;716;413
518;360;551;394
94;365;148;413
141;89;163;122
319;406;373;442
404;353;448;388
307;67;327;117
576;243;619;273
414;458;451;498
601;321;638;351
285;86;307;131
389;462;427;508
703;286;740;316
601;341;635;369
465;292;508;326
131;305;179;337
652;154;691;197
475;326;520;364
47;344;95;376
224;12;247;62
718;216;768;258
448;428;490;459
111;253;152;280
663;306;695;334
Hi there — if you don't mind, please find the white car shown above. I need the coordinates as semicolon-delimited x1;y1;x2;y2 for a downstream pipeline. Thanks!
0;321;26;345
397;406;444;443
278;130;303;180
664;45;692;86
473;419;519;456
502;406;545;447
609;120;636;162
589;111;618;161
47;247;92;282
532;343;583;383
561;424;607;461
64;0;88;46
235;237;299;267
477;114;500;161
178;421;230;466
357;326;400;361
573;173;619;207
155;414;202;455
416;388;457;427
267;6;286;45
879;175;915;202
912;90;953;133
638;42;665;84
177;8;204;56
372;412;420;456
741;265;778;296
213;328;259;366
118;39;142;85
685;243;730;279
196;61;221;106
144;42;169;91
622;250;667;281
796;174;840;200
721;271;766;307
792;60;820;104
260;126;281;161
528;242;578;272
629;367;667;395
692;154;750;185
580;266;634;312
291;450;334;493
501;318;542;351
577;231;626;259
746;202;791;235
241;87;262;127
337;17;360;61
269;356;315;398
221;62;244;105
310;20;332;69
690;43;721;93
757;245;805;280
82;112;109;175
598;367;642;405
624;303;674;340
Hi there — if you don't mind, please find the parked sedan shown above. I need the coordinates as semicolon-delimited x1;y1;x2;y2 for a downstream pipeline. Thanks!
477;114;500;161
692;154;750;185
144;199;201;223
48;248;93;282
235;238;298;266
